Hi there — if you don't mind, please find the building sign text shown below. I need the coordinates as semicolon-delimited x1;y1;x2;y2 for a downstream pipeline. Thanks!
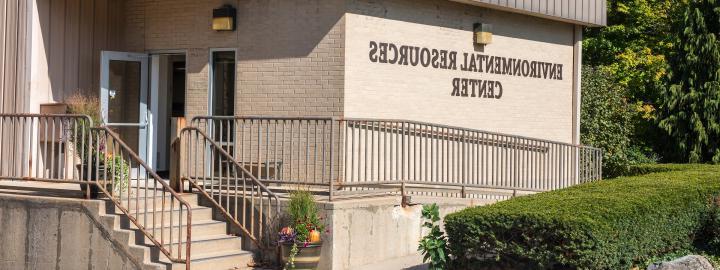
368;41;564;99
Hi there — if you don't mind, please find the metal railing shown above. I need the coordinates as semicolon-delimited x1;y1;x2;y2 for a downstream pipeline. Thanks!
0;114;92;182
0;114;192;270
92;126;192;269
192;116;603;200
175;127;280;248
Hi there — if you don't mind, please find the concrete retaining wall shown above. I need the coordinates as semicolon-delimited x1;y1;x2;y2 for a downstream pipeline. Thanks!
0;193;143;270
256;195;492;270
201;193;490;269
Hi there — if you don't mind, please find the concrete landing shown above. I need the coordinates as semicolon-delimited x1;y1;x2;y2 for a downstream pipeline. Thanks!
0;180;84;198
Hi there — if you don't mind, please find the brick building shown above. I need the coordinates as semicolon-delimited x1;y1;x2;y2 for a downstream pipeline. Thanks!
0;0;606;269
0;0;605;173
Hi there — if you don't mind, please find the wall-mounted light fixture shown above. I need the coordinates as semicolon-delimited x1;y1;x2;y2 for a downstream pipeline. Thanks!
474;23;493;45
212;5;236;31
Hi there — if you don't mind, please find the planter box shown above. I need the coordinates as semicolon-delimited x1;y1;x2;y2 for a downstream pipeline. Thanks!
281;242;322;270
76;163;112;198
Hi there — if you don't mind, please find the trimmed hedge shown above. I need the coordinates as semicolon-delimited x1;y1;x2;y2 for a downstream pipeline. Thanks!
445;164;720;269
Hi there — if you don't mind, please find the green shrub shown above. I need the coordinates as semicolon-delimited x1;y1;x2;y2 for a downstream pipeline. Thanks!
444;164;720;269
286;190;324;243
622;163;680;177
418;204;449;270
581;66;637;178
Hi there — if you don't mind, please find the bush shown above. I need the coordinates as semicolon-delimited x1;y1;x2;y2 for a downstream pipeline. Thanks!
418;204;449;270
444;164;720;269
581;66;638;177
285;190;324;243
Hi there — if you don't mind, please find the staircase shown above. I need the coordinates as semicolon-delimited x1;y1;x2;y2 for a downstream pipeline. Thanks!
0;114;279;270
103;187;255;270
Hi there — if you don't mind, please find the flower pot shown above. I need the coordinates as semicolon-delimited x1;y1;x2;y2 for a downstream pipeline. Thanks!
281;242;322;270
76;163;109;199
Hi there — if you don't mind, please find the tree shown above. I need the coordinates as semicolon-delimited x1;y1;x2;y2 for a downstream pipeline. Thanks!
581;66;635;177
584;0;684;102
658;0;720;163
583;0;687;161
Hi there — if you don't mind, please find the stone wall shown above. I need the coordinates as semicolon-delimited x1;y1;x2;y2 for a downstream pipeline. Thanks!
0;193;143;270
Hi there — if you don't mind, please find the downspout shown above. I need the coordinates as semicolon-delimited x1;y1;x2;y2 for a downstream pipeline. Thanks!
22;0;34;113
572;25;583;184
572;25;582;145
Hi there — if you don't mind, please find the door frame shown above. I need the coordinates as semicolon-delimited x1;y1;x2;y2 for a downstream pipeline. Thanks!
205;48;237;176
207;48;237;117
149;50;187;171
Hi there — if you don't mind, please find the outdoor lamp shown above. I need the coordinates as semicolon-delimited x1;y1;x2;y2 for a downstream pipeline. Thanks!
212;5;236;31
474;23;493;45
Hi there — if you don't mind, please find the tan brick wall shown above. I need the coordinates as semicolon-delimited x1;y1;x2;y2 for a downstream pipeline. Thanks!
234;0;345;117
345;0;577;143
120;0;576;143
122;0;346;120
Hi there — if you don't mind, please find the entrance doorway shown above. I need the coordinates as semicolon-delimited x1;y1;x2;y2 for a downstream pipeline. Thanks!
100;51;186;176
150;53;187;176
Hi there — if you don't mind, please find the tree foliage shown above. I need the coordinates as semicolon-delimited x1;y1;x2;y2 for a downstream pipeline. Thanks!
584;0;683;102
581;66;654;177
658;0;720;163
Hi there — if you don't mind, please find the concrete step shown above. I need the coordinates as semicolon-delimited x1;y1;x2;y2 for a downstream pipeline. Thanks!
163;250;254;270
112;187;185;198
121;206;213;229
151;234;244;261
115;195;200;213
142;220;228;242
115;194;200;213
105;189;256;270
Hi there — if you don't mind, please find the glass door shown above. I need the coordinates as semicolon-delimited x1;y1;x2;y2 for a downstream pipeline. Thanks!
100;51;150;172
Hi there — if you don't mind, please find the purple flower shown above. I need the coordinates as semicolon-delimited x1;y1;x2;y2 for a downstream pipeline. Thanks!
278;230;297;244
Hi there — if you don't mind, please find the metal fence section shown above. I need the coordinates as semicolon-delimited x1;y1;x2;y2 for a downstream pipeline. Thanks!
91;126;192;269
0;114;192;270
175;126;280;249
0;114;92;182
192;116;603;200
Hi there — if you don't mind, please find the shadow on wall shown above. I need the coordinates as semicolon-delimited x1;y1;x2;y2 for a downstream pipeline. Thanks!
233;0;346;62
36;0;127;102
346;0;573;47
32;0;572;103
235;0;570;63
0;192;144;269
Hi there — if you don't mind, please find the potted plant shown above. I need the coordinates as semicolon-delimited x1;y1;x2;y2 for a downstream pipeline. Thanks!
278;190;326;269
66;92;129;198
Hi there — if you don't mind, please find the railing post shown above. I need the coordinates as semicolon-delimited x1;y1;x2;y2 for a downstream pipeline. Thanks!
329;120;335;202
170;139;183;193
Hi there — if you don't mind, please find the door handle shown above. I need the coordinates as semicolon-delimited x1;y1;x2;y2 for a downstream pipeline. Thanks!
105;122;148;128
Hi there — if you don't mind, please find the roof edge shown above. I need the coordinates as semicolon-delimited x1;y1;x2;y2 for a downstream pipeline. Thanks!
450;0;607;27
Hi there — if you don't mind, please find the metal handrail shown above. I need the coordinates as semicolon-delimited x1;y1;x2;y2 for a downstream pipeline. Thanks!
191;115;604;150
92;126;192;269
191;115;604;200
176;127;280;249
0;114;191;270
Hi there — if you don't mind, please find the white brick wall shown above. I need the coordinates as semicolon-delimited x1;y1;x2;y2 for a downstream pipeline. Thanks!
345;0;577;143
